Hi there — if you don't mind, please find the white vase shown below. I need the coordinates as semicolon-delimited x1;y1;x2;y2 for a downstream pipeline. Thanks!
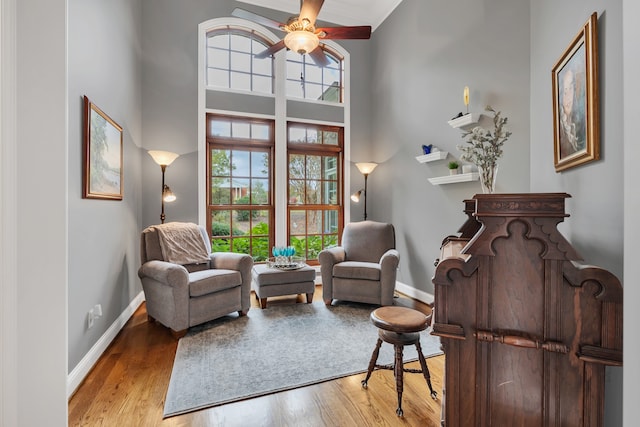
449;169;458;175
477;163;498;193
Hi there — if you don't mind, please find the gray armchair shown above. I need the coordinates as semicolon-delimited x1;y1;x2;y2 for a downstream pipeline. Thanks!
138;222;253;337
319;221;399;306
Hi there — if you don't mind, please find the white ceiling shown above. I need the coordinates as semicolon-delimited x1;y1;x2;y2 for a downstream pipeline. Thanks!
236;0;403;31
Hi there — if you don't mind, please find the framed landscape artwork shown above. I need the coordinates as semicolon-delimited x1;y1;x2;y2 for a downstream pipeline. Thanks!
551;12;599;172
83;96;123;200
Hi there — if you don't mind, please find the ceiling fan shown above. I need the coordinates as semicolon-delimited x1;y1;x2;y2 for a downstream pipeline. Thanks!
232;0;371;67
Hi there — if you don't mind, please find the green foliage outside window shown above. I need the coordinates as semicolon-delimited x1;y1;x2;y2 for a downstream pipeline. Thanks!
211;221;270;261
290;233;338;261
231;222;270;261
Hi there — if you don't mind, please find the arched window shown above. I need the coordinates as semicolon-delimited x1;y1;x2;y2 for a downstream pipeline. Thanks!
206;28;274;94
286;47;344;103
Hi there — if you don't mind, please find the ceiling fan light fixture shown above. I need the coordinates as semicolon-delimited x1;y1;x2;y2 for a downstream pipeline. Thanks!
284;30;319;55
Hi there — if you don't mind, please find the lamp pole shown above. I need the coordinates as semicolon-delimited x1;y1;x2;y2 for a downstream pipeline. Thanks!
160;164;167;223
363;173;369;221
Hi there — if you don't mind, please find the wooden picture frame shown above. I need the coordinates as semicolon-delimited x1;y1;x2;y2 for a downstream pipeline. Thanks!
83;96;123;200
552;12;599;172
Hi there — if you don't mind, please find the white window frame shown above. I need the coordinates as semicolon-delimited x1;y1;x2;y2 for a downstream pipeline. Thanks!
198;17;351;247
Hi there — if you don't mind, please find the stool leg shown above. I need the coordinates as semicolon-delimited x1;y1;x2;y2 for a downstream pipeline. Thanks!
361;338;383;389
394;344;404;417
415;340;438;399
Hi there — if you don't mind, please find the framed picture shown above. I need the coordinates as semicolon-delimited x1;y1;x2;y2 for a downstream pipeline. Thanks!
551;12;599;172
83;96;123;200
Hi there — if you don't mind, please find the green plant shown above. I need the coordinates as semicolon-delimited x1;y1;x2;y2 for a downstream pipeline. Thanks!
211;221;243;237
447;161;459;170
456;105;512;170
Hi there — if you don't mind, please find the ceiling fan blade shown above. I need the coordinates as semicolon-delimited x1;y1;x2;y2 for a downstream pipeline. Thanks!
317;25;372;40
255;39;287;59
299;0;324;26
308;45;331;67
231;8;284;31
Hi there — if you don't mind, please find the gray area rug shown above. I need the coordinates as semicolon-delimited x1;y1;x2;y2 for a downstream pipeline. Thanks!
163;300;443;418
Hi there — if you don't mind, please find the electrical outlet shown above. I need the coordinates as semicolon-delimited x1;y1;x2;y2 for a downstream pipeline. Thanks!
87;308;95;329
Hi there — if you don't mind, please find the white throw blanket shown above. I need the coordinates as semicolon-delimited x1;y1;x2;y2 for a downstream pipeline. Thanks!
154;222;210;265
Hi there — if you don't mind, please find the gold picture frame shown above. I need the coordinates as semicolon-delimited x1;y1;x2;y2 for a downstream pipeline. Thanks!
551;12;599;172
83;96;123;200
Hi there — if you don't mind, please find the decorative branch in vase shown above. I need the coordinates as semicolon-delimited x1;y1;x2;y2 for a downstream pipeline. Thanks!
456;105;511;193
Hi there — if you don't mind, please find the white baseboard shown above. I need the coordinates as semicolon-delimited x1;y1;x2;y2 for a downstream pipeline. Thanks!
67;291;145;399
395;281;434;305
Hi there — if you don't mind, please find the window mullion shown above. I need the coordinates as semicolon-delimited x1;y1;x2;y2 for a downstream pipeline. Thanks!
274;45;288;247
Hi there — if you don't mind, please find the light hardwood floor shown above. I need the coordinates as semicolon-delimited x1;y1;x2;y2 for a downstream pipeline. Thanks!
68;286;444;426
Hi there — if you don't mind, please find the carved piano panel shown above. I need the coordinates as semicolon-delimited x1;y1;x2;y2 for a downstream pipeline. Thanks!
432;193;622;427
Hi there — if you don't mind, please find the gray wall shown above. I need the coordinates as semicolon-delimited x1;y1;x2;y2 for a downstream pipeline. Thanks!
14;0;68;424
530;1;623;425
622;0;640;423
67;0;143;370
369;0;531;294
139;0;372;228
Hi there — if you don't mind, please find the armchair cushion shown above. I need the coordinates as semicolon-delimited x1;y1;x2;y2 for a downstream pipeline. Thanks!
188;269;242;297
333;261;381;281
343;221;396;263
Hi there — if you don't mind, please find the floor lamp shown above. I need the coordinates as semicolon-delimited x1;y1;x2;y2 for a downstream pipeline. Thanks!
148;150;179;224
351;162;378;221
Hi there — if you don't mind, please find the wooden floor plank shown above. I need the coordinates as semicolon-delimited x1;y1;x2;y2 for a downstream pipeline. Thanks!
69;286;444;426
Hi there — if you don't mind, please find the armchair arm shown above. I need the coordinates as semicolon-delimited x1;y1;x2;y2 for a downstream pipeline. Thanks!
379;249;400;306
138;260;189;287
138;260;190;331
318;246;346;304
210;252;254;313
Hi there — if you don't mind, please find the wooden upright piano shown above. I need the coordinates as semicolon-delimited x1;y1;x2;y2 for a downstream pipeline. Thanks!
432;193;623;426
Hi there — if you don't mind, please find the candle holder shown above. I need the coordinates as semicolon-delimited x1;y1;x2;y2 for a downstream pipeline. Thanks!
463;86;470;115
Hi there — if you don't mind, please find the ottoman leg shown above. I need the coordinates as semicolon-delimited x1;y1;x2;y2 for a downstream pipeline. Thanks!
259;297;267;309
306;292;313;303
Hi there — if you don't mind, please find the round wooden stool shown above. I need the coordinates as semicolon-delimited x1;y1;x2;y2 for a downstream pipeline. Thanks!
361;306;438;417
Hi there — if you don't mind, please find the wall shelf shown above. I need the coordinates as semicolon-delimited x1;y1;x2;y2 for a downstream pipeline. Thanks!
416;151;448;163
428;172;479;186
448;113;482;130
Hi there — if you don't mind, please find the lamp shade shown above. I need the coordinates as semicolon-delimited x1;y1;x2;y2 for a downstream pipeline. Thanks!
284;30;319;54
163;185;176;202
355;162;378;175
350;190;362;203
148;150;179;166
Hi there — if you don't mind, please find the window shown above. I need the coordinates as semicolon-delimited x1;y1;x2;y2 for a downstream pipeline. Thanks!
207;114;274;261
286;48;344;103
206;28;274;94
288;123;343;262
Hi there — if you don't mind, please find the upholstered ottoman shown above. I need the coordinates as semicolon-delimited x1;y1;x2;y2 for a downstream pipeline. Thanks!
252;264;316;308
